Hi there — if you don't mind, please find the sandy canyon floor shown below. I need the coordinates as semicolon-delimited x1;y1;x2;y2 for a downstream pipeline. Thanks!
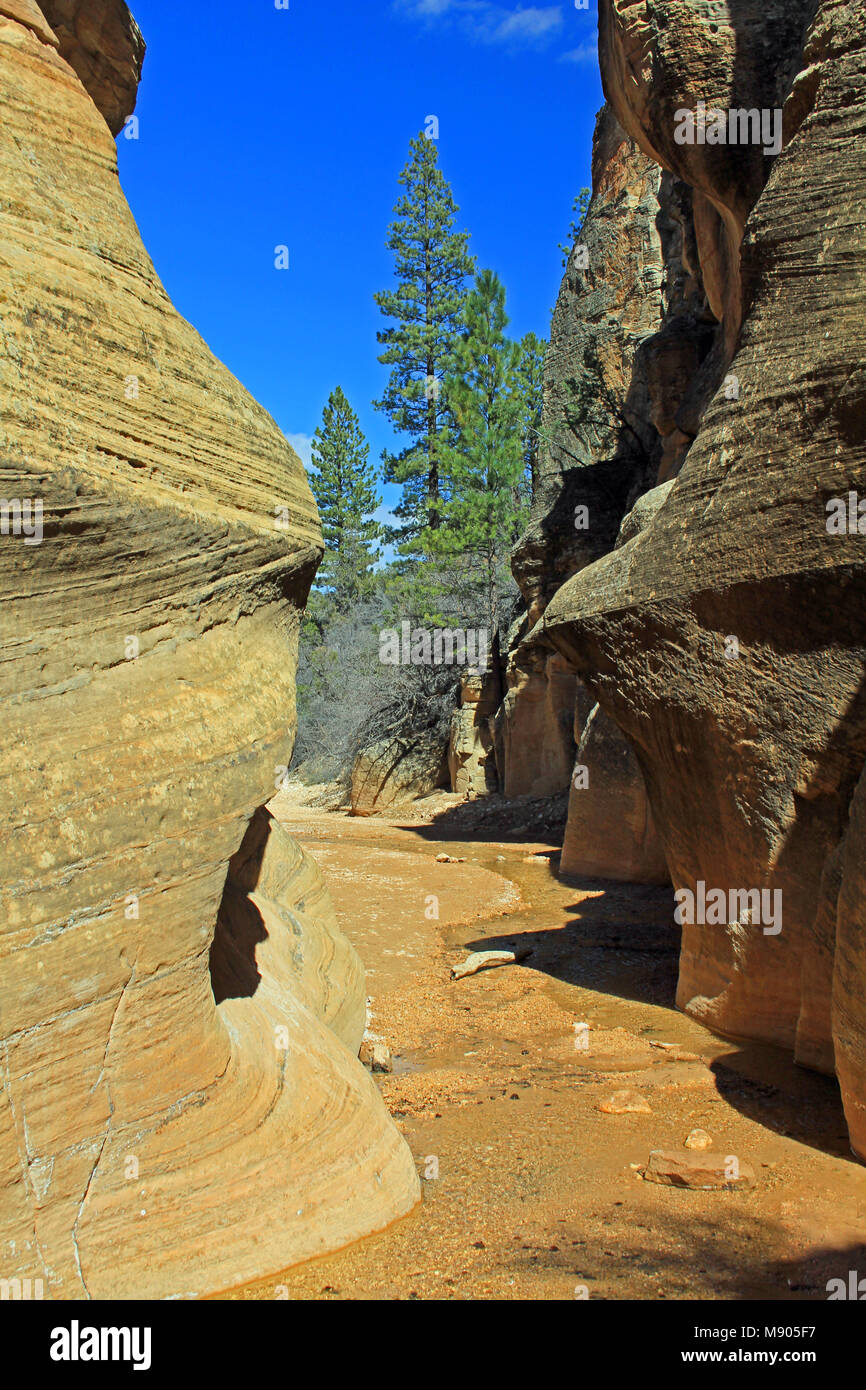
223;788;866;1302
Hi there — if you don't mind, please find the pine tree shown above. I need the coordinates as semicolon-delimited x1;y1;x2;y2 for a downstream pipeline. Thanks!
374;133;474;546
559;187;591;266
309;386;381;612
431;270;525;639
514;331;546;506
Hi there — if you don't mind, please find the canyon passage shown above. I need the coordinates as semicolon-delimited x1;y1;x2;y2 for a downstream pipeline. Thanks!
1;0;865;1306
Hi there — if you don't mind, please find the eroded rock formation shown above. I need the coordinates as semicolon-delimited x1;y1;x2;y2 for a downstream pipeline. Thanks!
494;646;577;798
506;104;701;858
528;0;866;1152
448;666;501;799
0;1;418;1297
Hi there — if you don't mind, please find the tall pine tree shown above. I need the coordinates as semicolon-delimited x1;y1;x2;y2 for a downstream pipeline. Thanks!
432;270;525;638
514;331;546;506
374;133;474;546
309;386;381;612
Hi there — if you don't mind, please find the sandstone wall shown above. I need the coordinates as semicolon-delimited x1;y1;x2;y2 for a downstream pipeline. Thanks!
540;0;866;1150
0;2;418;1297
495;645;577;799
448;666;501;799
513;104;669;628
504;99;715;855
562;701;668;884
39;0;145;135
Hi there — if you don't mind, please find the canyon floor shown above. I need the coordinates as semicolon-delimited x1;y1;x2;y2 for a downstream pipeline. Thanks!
224;788;866;1302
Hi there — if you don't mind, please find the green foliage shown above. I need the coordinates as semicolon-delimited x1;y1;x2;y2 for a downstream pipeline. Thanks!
426;270;527;634
559;186;591;266
513;331;546;506
309;386;381;612
373;133;474;547
296;144;557;787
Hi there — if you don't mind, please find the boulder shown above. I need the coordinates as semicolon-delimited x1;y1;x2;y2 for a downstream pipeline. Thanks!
350;733;449;814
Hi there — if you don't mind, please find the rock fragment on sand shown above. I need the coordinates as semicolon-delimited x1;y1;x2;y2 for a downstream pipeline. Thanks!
684;1128;713;1150
641;1150;756;1190
598;1090;653;1115
451;947;532;980
360;1041;393;1073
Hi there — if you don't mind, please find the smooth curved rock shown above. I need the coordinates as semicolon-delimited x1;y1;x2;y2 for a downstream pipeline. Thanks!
0;5;418;1298
563;701;668;884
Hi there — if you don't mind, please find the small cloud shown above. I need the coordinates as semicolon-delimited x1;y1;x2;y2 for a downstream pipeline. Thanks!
394;0;564;50
477;6;563;43
397;0;460;13
286;432;314;468
560;41;596;65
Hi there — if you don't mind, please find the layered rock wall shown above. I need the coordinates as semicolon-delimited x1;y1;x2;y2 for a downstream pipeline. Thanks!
537;0;866;1150
504;102;715;863
0;1;419;1297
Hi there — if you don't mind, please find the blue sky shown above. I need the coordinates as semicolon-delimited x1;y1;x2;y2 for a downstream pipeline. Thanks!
117;0;602;517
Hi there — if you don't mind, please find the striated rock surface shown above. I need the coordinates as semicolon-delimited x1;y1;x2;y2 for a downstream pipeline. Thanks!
513;104;669;627
598;0;819;354
0;3;418;1298
540;0;866;1150
500;108;667;818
